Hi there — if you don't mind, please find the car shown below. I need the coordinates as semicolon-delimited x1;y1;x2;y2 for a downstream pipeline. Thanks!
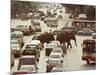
18;56;38;70
46;53;63;72
15;25;33;35
46;18;58;27
32;22;41;32
11;44;22;57
77;28;94;36
13;65;37;74
22;43;40;62
45;43;59;56
11;39;21;48
51;66;64;72
11;31;24;47
61;26;77;34
51;47;64;57
31;40;42;50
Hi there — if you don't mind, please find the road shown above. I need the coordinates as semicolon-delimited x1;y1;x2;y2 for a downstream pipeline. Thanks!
11;6;95;73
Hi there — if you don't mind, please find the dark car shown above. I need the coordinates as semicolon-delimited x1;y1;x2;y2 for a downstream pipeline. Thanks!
22;44;40;62
15;25;33;35
77;28;94;36
61;26;77;34
17;56;38;74
18;56;38;68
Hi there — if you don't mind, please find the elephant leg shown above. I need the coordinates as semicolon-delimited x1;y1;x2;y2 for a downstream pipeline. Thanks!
67;42;72;49
69;42;72;48
67;42;69;49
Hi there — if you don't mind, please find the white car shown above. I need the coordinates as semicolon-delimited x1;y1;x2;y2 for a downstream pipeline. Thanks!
27;40;42;50
11;39;21;48
46;53;63;72
45;43;59;56
11;44;21;57
11;31;24;47
48;53;63;65
52;47;64;57
51;66;64;72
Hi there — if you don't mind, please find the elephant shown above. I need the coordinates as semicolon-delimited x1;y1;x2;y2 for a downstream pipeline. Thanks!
37;32;55;47
56;30;77;49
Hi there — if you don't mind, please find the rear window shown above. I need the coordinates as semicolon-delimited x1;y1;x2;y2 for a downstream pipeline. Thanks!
20;67;34;71
22;50;36;55
50;55;61;59
19;58;36;65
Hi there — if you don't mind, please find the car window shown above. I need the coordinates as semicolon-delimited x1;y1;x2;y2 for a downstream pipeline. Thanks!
50;55;61;59
52;50;61;53
22;50;36;55
20;67;34;71
19;58;36;65
11;34;22;38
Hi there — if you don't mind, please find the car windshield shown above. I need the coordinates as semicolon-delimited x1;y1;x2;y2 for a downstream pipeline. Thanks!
50;55;61;59
83;43;95;53
19;58;36;65
20;67;34;71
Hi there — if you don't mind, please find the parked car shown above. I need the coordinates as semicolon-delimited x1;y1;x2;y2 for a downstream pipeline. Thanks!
15;25;33;35
46;53;63;72
11;31;24;47
45;43;59;56
11;44;21;57
77;28;94;36
18;56;38;70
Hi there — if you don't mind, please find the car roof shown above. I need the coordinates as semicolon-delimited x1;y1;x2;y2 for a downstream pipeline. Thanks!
50;52;62;56
21;55;35;58
11;31;23;35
